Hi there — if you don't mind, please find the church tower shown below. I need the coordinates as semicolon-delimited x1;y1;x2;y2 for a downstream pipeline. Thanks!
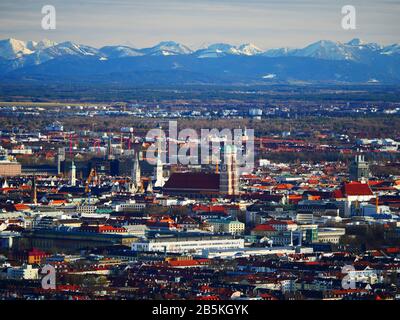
132;151;141;186
349;154;370;182
131;150;143;193
219;145;239;195
70;161;77;186
154;135;165;188
57;147;65;176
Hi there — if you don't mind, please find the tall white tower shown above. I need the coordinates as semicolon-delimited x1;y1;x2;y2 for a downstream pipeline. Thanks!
70;161;76;186
219;145;239;195
154;135;165;188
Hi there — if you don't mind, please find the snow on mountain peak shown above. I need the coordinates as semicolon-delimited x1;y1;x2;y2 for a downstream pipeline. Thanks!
99;45;143;58
0;38;34;59
238;43;262;55
293;40;355;61
195;43;263;58
0;37;399;65
143;41;193;55
36;39;58;50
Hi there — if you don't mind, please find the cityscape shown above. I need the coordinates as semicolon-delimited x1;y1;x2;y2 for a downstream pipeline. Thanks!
0;0;400;311
1;98;400;301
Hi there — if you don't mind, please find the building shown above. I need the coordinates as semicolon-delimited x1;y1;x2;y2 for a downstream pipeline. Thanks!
57;147;65;175
333;181;375;217
76;205;98;214
163;172;220;197
317;228;346;244
7;264;39;280
219;145;239;196
70;161;77;186
297;224;319;243
295;213;314;224
22;228;139;252
200;246;313;259
79;224;127;233
0;160;21;177
297;200;340;217
267;220;298;232
206;218;245;235
349;154;370;182
131;151;143;192
251;224;277;237
132;233;244;254
154;135;165;188
271;230;303;246
163;144;240;197
27;248;49;264
115;201;146;212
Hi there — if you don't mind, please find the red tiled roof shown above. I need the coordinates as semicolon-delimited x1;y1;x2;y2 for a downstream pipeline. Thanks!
275;184;294;190
385;247;400;254
13;203;30;211
343;182;374;196
334;182;373;198
333;189;344;198
49;200;67;205
252;224;276;232
168;259;210;267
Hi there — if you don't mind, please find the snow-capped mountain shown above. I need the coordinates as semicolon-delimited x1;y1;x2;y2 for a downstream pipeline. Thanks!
194;43;240;58
0;38;60;61
99;45;143;58
3;37;398;62
381;44;400;56
263;47;293;57
140;41;193;56
28;42;100;66
34;39;58;50
194;43;263;58
237;43;263;56
1;37;400;84
292;40;356;60
268;39;388;62
45;41;100;57
0;38;35;59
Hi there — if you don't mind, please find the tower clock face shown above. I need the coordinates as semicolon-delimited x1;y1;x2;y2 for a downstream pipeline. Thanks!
221;164;228;172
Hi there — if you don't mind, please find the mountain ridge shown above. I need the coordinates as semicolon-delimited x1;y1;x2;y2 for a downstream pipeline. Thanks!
1;37;400;85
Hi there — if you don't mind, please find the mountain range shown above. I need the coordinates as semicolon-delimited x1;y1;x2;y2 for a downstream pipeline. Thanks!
1;38;400;85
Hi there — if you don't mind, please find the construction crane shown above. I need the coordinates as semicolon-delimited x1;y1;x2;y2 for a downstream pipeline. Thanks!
85;168;97;204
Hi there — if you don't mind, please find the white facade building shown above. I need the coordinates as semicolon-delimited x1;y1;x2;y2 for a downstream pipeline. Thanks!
132;236;244;254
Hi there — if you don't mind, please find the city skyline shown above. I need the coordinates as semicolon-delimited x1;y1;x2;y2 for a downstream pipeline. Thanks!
1;0;400;306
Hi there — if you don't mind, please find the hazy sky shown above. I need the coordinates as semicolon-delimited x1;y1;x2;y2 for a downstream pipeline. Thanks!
0;0;399;49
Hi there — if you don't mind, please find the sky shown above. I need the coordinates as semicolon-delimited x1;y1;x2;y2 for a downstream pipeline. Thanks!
0;0;399;50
